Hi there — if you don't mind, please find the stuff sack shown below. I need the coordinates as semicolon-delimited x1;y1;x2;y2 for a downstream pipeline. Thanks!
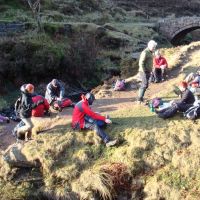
114;79;125;91
151;97;163;108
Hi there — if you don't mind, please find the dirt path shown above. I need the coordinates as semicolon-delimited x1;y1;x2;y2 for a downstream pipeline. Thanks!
1;45;198;151
0;70;179;151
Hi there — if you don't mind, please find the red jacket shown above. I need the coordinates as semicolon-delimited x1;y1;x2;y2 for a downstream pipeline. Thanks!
72;96;106;129
32;95;50;117
153;56;168;69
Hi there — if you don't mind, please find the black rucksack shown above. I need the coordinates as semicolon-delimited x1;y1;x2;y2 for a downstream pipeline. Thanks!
184;105;200;120
14;96;22;117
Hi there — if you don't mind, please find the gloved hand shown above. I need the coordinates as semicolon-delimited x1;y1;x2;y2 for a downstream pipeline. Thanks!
105;118;112;124
37;99;44;106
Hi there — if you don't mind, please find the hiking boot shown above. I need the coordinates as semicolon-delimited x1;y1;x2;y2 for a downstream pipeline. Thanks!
106;139;117;147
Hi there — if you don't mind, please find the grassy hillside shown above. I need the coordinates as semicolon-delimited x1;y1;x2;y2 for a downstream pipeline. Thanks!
1;41;200;200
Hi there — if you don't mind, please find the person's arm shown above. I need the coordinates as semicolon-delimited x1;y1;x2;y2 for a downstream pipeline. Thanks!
47;83;57;101
153;58;159;68
58;82;65;100
82;104;106;121
139;51;147;71
174;90;189;104
160;57;168;68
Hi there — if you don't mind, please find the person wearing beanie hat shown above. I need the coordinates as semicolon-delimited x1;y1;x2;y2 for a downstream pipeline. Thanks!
72;93;117;147
153;50;168;82
13;83;43;141
137;40;157;103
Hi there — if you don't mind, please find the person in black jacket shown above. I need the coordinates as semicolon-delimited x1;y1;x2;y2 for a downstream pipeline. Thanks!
14;84;43;141
156;81;195;119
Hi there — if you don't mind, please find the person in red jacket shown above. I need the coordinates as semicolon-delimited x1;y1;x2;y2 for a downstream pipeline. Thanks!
72;93;117;147
32;95;50;117
153;50;168;82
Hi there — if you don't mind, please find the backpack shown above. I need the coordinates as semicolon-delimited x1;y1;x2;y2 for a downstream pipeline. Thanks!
184;105;200;120
151;98;163;108
14;96;22;117
114;79;125;91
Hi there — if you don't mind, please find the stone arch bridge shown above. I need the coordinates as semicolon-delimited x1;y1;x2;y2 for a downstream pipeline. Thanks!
158;17;200;45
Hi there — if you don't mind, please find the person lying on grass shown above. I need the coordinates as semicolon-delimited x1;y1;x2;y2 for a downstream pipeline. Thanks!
156;81;195;119
72;93;117;147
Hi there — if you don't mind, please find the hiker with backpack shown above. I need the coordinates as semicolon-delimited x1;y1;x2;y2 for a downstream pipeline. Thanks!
152;50;168;83
45;79;73;111
13;84;44;141
137;40;157;103
32;94;50;117
72;93;117;147
156;81;195;119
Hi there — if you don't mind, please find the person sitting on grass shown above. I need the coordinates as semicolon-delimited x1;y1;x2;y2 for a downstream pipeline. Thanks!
156;81;195;119
45;79;73;111
153;50;168;82
72;93;117;147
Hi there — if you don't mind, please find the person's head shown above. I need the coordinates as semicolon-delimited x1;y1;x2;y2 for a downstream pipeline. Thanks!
25;83;34;94
155;50;161;59
178;81;188;92
85;93;95;105
51;79;59;88
148;40;157;52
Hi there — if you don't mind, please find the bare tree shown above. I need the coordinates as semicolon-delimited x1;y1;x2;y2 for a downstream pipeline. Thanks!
26;0;43;32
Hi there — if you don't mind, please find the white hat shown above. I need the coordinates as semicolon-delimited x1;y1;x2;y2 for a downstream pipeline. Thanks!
148;40;157;50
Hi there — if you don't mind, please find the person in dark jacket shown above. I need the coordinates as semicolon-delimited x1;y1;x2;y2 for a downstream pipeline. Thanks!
14;84;44;141
156;81;195;119
45;79;73;111
137;40;157;103
72;93;117;147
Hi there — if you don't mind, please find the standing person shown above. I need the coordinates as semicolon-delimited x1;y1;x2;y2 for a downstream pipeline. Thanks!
45;79;73;111
153;50;168;82
72;93;117;147
138;40;157;103
14;84;44;141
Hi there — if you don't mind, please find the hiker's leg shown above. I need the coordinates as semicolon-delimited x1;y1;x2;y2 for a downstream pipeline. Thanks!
85;115;106;128
17;118;33;137
177;103;193;112
138;72;150;101
154;68;161;82
161;68;165;80
84;121;110;143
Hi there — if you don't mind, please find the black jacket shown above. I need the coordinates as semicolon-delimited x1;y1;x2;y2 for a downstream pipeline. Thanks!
175;89;195;112
19;85;35;118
